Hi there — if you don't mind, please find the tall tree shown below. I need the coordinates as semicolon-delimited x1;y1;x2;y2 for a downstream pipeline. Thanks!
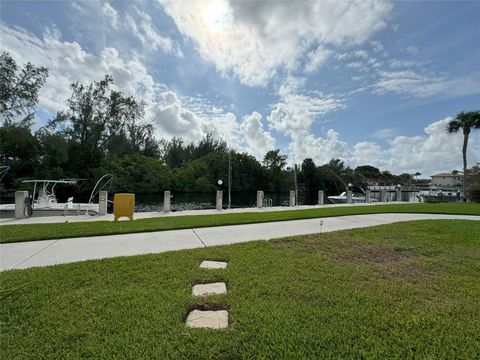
446;111;480;201
0;52;48;124
354;165;381;180
263;149;288;192
191;133;228;160
299;158;317;191
49;75;144;171
0;121;39;187
263;149;287;170
161;137;189;168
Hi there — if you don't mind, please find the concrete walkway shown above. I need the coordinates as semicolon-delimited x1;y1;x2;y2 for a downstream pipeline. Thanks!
1;213;478;271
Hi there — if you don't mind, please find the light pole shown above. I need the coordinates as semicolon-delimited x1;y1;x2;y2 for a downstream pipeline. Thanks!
228;150;232;209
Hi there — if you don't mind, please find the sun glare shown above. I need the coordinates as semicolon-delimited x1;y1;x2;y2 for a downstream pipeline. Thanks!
201;0;231;33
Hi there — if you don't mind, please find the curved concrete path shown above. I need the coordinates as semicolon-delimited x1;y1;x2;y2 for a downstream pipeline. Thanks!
1;213;479;271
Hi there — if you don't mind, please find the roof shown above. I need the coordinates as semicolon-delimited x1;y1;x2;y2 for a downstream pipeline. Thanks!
431;172;462;177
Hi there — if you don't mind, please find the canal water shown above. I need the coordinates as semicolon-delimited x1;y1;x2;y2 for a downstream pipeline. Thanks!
134;191;321;212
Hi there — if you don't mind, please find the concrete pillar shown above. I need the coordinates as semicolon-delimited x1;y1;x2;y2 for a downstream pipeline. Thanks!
318;190;324;205
15;191;28;219
289;190;296;207
98;191;108;215
256;191;264;208
396;189;402;202
346;190;352;204
216;190;223;210
163;191;171;212
380;190;386;202
365;190;371;203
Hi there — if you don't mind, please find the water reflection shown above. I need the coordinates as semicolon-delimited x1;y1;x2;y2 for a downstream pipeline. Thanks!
134;191;320;212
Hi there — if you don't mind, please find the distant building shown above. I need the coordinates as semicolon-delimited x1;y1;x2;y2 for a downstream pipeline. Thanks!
430;172;463;188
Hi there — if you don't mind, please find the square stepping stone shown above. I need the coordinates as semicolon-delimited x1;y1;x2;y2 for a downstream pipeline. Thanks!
199;260;228;269
185;310;228;329
192;282;227;297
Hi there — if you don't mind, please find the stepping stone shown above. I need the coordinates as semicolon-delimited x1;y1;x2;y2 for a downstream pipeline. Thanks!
199;260;228;269
192;282;227;297
185;310;229;329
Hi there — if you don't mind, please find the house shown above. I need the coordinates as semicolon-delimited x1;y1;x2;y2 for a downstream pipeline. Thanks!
430;172;463;188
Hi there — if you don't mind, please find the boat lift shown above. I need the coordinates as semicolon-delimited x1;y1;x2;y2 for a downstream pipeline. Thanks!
22;179;79;209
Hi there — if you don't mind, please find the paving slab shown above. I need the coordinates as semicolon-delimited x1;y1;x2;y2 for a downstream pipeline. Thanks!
194;214;480;247
0;239;57;270
192;282;227;297
1;229;203;271
199;260;228;269
185;310;229;329
1;213;479;271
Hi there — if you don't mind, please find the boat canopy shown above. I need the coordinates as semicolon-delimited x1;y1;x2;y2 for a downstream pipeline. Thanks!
22;179;79;184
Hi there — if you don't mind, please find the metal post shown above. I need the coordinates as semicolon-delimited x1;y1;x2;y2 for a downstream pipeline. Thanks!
380;190;386;202
257;191;264;208
216;190;223;210
318;190;324;205
289;190;296;207
293;164;298;206
163;191;171;212
346;190;352;204
15;191;28;219
365;190;371;203
98;191;108;215
396;189;402;202
228;151;232;209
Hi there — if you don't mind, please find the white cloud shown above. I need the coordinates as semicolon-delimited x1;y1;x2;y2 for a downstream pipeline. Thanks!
283;117;480;175
268;93;344;134
351;118;480;174
305;46;333;74
346;61;365;70
102;2;118;29
374;70;450;98
0;24;157;114
373;128;397;139
125;6;173;53
351;141;386;169
240;112;275;159
370;40;384;53
353;50;369;59
150;91;205;141
406;46;418;54
388;58;417;68
160;0;392;86
290;129;349;165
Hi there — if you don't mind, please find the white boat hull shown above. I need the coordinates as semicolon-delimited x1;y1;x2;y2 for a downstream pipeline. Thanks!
0;203;99;218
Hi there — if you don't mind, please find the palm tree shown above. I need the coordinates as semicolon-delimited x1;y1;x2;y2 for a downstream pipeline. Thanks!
446;111;480;201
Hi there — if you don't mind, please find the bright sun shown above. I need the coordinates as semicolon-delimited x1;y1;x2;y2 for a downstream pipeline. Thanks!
201;0;231;33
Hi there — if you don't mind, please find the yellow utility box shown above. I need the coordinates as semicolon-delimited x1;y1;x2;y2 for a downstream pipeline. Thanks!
113;193;135;221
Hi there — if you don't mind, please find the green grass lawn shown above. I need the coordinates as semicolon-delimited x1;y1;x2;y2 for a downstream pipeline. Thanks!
1;202;479;243
1;220;479;359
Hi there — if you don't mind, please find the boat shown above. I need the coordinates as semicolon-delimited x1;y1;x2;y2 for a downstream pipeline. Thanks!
328;191;378;204
0;175;113;218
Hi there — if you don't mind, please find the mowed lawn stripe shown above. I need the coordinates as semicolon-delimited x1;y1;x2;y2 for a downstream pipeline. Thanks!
1;203;479;243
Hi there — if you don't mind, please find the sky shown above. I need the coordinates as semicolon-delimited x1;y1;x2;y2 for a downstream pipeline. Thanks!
1;0;479;176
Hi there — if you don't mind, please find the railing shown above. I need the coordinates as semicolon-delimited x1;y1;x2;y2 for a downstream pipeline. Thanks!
263;198;273;207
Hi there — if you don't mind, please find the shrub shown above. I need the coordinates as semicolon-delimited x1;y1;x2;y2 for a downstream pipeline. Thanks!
469;185;480;203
